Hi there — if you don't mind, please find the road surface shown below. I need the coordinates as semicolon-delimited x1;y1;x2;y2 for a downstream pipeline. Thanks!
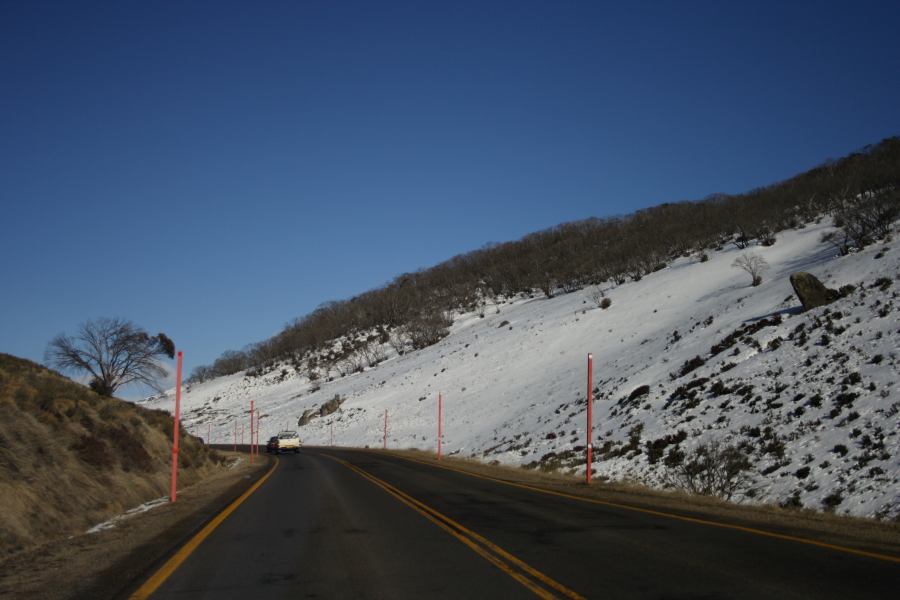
137;448;899;599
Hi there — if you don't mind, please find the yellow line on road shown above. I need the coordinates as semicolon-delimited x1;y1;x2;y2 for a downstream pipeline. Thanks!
390;452;900;565
324;454;585;600
129;457;280;600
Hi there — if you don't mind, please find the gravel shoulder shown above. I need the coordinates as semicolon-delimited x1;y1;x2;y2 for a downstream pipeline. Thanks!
0;452;273;600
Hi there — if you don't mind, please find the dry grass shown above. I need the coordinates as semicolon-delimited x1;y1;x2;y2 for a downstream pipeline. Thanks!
0;353;227;559
380;448;900;559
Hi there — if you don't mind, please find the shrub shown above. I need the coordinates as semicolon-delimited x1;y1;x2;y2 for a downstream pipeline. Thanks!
780;491;803;509
732;253;769;287
645;430;687;464
72;435;114;470
600;297;612;310
404;310;453;349
673;356;705;379
105;424;153;472
587;286;606;308
667;440;751;500
822;491;843;512
872;276;892;291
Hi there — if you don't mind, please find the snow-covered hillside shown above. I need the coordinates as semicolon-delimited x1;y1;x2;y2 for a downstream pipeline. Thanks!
139;221;899;518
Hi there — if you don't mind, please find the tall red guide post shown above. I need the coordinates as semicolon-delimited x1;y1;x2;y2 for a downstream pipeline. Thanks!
586;353;593;484
438;392;443;461
170;351;183;502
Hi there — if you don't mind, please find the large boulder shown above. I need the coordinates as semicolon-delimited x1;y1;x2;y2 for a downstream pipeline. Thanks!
298;409;316;426
318;394;344;417
789;272;841;311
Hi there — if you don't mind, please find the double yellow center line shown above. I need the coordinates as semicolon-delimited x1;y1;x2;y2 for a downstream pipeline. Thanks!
324;454;585;600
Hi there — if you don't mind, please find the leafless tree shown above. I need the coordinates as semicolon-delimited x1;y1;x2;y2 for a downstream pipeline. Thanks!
586;285;607;308
732;253;769;286
45;318;175;396
358;340;386;367
346;351;367;374
403;310;453;349
821;229;853;256
754;223;776;246
388;329;409;355
831;190;899;250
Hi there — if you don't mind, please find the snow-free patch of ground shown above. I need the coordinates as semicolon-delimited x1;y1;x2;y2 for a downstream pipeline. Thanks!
140;221;899;518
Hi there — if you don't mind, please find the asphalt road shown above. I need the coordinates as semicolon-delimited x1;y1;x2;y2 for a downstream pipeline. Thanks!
140;448;899;599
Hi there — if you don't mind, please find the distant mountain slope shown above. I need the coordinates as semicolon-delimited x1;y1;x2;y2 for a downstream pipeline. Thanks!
0;355;222;557
142;220;899;518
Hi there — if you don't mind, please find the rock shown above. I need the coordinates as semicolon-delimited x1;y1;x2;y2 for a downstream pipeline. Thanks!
318;394;344;417
298;409;316;426
628;385;651;401
789;272;841;311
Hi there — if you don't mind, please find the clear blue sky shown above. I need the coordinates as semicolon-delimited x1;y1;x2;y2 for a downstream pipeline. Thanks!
2;0;899;395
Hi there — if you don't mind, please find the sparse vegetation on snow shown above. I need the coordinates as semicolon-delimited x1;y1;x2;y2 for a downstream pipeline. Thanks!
143;215;900;519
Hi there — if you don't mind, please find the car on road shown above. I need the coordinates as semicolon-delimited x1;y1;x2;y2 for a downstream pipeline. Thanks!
274;430;301;453
266;436;279;454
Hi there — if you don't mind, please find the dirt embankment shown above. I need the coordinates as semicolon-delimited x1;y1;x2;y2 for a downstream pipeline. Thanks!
0;353;226;559
0;452;271;600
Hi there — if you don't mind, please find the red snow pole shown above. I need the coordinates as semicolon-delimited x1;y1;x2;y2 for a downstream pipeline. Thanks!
438;392;443;461
384;409;388;450
233;419;236;452
586;353;593;485
250;400;255;464
208;422;211;446
170;351;183;502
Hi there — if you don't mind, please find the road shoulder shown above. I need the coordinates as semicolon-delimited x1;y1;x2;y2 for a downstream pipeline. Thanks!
370;448;900;560
0;454;273;600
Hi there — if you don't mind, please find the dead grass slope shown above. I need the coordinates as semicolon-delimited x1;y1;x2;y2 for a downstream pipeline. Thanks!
0;353;225;558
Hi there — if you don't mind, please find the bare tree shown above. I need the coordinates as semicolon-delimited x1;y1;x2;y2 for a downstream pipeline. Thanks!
586;285;607;308
45;318;175;396
402;310;453;349
357;340;387;368
388;329;409;355
830;190;899;250
732;253;769;286
821;229;852;256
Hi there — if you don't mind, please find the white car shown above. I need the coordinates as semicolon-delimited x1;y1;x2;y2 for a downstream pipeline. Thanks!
275;430;301;453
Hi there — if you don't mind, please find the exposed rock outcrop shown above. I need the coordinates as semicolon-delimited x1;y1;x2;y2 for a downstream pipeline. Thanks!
789;272;840;311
